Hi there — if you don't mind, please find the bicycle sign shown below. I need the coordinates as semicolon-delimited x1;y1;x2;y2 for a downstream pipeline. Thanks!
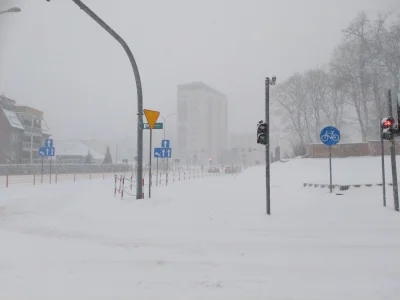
320;126;340;146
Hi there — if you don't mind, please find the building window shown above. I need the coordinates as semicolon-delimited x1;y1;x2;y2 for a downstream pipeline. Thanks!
13;132;19;142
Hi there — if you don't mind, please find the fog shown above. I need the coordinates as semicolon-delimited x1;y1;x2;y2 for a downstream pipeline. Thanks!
0;0;398;145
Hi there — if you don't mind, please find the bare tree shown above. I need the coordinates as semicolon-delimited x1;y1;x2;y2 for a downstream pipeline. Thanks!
321;71;347;130
378;15;400;117
273;74;309;151
303;68;330;141
272;11;399;148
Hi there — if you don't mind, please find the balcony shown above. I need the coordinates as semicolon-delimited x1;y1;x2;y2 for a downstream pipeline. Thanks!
21;142;40;151
23;126;42;136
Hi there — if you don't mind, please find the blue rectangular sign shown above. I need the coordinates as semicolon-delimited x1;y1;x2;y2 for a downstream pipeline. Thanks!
161;140;170;148
154;147;172;158
39;147;55;157
45;139;53;147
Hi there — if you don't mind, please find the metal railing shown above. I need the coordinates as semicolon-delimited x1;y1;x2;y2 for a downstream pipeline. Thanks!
0;163;131;176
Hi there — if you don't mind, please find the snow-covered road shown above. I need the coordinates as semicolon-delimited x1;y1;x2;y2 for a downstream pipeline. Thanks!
1;160;400;299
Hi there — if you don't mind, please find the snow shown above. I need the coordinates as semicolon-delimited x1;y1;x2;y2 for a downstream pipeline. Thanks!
1;107;25;130
1;158;400;299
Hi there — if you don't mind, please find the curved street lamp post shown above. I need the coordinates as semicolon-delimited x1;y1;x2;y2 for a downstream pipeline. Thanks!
0;7;21;15
49;0;144;199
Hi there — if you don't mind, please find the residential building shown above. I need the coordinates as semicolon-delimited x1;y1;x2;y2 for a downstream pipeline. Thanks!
0;94;51;164
0;96;24;164
55;140;104;164
15;105;51;164
177;82;228;165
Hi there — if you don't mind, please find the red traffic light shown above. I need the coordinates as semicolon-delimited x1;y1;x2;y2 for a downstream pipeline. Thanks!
382;117;395;128
383;120;393;127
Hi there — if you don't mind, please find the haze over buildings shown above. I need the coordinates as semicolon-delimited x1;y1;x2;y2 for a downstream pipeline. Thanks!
177;82;228;165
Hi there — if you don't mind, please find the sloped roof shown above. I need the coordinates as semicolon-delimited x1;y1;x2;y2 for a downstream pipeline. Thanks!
1;107;25;130
54;140;104;160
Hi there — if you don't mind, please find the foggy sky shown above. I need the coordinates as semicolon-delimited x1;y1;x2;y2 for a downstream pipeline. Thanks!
0;0;399;141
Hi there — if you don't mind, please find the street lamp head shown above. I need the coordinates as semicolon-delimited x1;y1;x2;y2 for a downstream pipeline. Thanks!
7;7;21;13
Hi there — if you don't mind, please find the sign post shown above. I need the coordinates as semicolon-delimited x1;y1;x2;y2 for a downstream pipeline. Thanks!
156;157;159;186
161;140;170;186
39;139;55;183
320;126;340;193
154;140;172;186
41;157;44;184
143;109;160;199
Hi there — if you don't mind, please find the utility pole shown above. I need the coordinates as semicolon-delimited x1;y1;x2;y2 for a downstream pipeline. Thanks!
388;89;399;211
49;0;144;199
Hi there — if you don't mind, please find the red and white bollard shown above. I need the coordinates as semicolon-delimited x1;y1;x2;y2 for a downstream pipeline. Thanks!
118;175;122;193
121;177;125;200
130;175;133;190
114;175;117;196
142;178;144;199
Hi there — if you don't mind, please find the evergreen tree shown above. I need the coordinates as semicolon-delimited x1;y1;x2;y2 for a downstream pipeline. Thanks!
85;150;94;164
103;146;112;164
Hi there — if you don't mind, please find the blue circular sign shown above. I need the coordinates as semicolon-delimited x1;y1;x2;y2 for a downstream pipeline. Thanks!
320;126;340;146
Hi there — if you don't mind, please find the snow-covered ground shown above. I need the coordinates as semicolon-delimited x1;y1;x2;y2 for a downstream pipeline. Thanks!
285;155;400;185
1;158;400;299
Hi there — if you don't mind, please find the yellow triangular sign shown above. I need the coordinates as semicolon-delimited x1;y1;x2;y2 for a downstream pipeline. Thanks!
143;109;160;130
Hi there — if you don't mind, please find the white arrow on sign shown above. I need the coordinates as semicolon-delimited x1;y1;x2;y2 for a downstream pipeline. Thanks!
51;148;54;156
46;140;52;147
163;140;168;147
46;148;50;155
167;149;171;157
155;152;160;157
39;150;45;156
161;149;165;157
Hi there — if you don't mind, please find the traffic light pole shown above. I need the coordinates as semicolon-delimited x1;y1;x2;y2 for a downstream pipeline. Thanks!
380;122;386;207
388;90;399;211
265;78;271;215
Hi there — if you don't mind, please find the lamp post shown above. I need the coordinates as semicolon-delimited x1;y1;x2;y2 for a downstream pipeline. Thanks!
48;0;144;199
0;7;21;15
159;113;176;173
160;113;177;141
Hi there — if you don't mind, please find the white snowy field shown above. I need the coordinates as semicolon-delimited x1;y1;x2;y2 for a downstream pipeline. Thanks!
1;159;400;299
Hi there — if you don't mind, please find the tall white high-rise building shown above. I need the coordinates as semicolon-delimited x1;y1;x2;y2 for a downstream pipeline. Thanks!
177;82;228;165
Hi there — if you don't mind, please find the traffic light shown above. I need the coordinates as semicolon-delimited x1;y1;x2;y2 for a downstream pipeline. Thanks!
381;117;395;140
257;121;268;145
